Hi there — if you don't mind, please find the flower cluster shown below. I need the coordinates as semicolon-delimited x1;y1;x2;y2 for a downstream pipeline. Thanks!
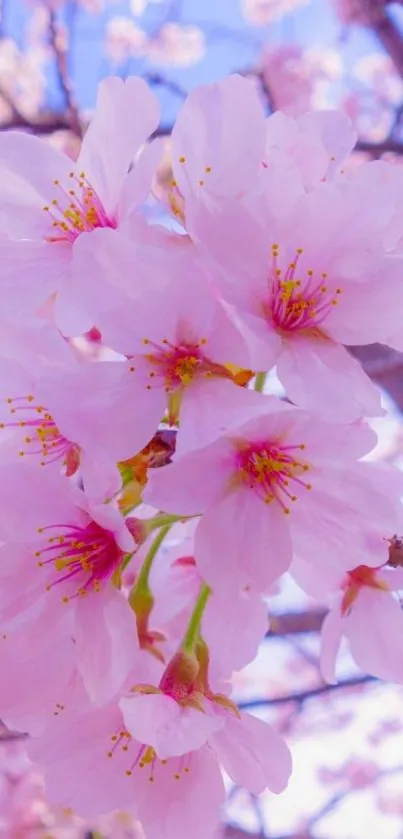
1;73;403;838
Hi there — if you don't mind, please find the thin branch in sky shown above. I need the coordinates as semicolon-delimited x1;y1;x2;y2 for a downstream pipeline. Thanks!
48;7;82;137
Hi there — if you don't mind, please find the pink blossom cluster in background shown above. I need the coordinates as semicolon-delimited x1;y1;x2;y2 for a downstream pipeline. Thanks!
1;72;403;838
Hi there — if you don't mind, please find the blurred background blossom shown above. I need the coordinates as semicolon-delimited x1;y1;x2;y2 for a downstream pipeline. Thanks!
2;1;403;837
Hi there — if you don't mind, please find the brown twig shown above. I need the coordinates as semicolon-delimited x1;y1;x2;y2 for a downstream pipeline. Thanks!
370;5;403;77
268;609;325;636
48;8;82;138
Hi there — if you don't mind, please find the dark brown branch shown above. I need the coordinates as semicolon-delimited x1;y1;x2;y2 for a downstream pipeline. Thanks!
349;344;403;411
238;675;376;709
370;6;403;78
355;137;403;156
268;609;325;636
0;111;75;134
48;9;82;138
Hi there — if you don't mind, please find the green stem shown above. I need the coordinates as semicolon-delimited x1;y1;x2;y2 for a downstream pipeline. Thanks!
135;524;172;592
181;583;211;653
146;513;193;532
254;372;266;392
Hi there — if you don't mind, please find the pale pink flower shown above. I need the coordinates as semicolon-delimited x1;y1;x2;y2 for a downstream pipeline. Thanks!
30;694;290;837
0;323;133;499
0;612;86;735
144;399;400;595
148;23;205;67
264;108;357;186
261;47;342;119
261;45;316;117
68;232;260;456
105;17;148;64
0;463;138;703
167;74;266;224
332;0;384;25
29;701;226;833
241;0;308;25
0;76;161;334
150;533;269;677
188;169;403;421
319;564;403;684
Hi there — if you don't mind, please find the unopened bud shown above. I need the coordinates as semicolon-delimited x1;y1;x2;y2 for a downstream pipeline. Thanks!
159;650;199;700
126;516;148;546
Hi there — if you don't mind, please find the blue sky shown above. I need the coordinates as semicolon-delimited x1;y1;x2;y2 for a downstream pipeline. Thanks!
1;0;399;123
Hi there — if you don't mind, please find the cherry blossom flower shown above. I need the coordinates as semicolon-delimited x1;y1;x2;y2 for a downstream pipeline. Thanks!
144;399;401;594
0;76;161;334
319;564;403;684
264;108;357;185
0;464;138;704
105;18;148;65
0;612;86;735
148;528;270;676
187;166;403;421
148;23;206;67
241;0;308;25
0;322;134;498
332;0;384;25
67;231;262;456
261;46;343;118
168;74;266;225
29;661;291;838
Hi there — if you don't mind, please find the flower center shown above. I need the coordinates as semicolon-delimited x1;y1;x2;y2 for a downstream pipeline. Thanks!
235;440;311;513
1;394;79;474
43;170;117;244
266;244;342;335
141;337;232;391
168;179;186;223
341;564;389;615
35;519;124;602
107;726;192;781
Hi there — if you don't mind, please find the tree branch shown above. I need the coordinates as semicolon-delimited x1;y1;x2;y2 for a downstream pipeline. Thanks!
268;609;325;636
349;344;403;411
355;137;403;156
238;675;376;709
370;5;403;78
48;8;82;138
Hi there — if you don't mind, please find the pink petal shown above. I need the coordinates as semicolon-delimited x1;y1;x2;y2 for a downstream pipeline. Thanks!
143;439;232;515
29;704;136;817
276;338;383;422
120;693;222;759
80;450;122;503
203;589;269;673
133;747;225;839
291;465;400;571
0;612;76;734
0;543;48;626
297;110;356;177
119;137;164;220
210;711;292;794
188;198;270;307
0;463;84;542
41;359;165;463
75;588;138;704
177;379;270;457
231;308;283;370
70;229;169;340
195;488;293;594
0;130;72;210
172;74;266;200
280;413;377;464
347;589;403;682
0;238;70;313
320;605;344;684
78;76;160;214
